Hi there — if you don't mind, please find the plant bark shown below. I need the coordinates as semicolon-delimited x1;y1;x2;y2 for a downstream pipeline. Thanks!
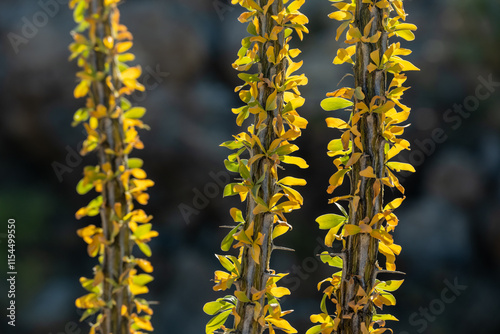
338;2;388;333
235;1;286;333
91;1;132;333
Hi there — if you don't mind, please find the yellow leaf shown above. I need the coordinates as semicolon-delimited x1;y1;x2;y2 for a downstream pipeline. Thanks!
116;41;133;53
74;80;89;98
133;315;154;331
282;155;309;168
279;177;306;186
327;168;350;194
121;66;142;80
344;224;361;236
131;168;147;179
266;317;297;334
384;197;405;211
333;46;356;65
325;117;349;129
387;161;415;173
103;36;114;49
136;259;154;273
395;29;415;41
392;56;420;71
379;242;396;271
266;89;278;111
359;166;376;178
130;281;149;295
270;287;291;298
328;11;352;21
286;60;304;77
251;244;261;264
266;46;276;63
288;0;305;12
272;223;290;239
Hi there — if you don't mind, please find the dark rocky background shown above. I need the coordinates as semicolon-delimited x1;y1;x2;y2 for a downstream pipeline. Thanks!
0;0;499;333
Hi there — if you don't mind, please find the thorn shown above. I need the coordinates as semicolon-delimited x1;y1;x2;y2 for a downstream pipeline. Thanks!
316;252;344;258
375;269;406;276
265;273;282;278
219;225;239;229
273;245;295;252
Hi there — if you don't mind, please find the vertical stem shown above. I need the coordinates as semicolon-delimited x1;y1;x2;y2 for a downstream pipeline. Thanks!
91;1;132;333
338;1;388;333
235;1;286;334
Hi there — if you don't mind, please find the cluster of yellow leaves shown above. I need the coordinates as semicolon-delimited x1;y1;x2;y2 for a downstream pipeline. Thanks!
310;1;417;333
70;0;155;332
205;1;308;333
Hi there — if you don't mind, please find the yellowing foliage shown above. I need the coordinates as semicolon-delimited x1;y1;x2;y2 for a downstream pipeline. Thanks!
204;0;309;333
310;0;417;333
70;0;155;333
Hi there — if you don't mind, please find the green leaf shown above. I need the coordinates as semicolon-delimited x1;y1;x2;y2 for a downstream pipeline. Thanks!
203;301;225;316
247;21;258;36
354;87;365;100
221;223;242;251
128;158;144;169
220;140;244;150
306;325;323;334
224;159;239;173
132;274;154;286
327;139;344;152
234;291;251;302
73;0;86;23
79;308;99;322
72;108;89;126
320;293;328;313
203;297;234;316
134;224;152;238
334;202;348;217
121;97;132;111
136;241;152;257
238;73;259;83
320;252;343;268
377;279;404;292
76;179;94;195
86;196;103;217
124;107;146;119
316;214;346;230
216;254;236;274
238;161;250;179
320;97;353;111
206;309;232;334
223;183;239;197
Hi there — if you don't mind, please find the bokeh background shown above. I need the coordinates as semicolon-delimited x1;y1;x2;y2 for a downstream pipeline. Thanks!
1;0;499;333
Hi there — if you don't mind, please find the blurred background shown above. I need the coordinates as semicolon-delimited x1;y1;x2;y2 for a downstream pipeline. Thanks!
0;0;499;333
